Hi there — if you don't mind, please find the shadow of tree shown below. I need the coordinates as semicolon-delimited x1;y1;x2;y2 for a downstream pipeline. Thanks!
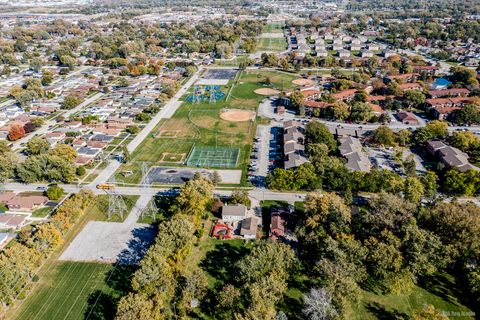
417;272;467;307
198;242;251;318
117;225;157;265
83;266;137;320
365;302;410;320
199;242;250;284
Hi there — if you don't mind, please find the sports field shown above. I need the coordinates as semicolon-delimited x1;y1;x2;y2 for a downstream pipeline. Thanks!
257;37;287;52
13;262;134;320
114;70;300;185
187;146;240;168
262;22;284;33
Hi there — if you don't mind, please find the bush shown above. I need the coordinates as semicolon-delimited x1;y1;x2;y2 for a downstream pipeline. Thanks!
126;125;140;134
76;166;86;176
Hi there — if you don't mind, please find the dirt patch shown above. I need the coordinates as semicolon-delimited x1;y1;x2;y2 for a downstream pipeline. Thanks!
160;152;186;163
220;109;256;122
254;88;281;96
292;78;315;86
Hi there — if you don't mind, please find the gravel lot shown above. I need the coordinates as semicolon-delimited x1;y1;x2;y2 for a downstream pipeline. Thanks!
60;194;156;265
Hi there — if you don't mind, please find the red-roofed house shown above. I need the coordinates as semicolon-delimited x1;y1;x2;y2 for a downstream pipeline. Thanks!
332;89;357;101
395;112;419;125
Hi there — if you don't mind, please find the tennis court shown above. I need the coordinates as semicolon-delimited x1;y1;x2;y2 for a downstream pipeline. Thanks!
186;145;240;168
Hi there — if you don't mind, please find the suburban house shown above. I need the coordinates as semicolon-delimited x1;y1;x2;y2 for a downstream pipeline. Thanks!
5;195;48;212
385;73;420;83
240;217;259;239
0;214;28;230
221;204;247;222
270;207;289;240
428;88;470;98
395;112;419;125
338;136;371;172
426;140;478;172
283;121;309;170
425;97;472;109
332;89;357;101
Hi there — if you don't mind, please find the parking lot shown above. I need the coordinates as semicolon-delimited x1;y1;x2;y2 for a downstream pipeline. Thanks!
248;124;283;186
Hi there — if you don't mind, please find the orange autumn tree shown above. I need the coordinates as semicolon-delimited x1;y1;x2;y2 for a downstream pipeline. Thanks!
8;124;25;141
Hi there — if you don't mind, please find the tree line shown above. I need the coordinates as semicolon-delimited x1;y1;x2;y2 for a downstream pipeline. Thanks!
0;190;94;313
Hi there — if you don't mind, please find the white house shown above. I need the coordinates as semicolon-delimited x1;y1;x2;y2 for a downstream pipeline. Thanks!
221;204;247;222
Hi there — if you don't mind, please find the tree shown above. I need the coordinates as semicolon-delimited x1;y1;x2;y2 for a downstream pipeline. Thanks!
403;154;417;177
402;222;447;276
116;293;154;320
41;70;53;86
350;102;374;123
302;192;352;239
421;171;438;200
0;151;17;182
211;171;222;185
46;185;64;200
305;121;337;151
171;177;214;222
26;137;50;155
230;189;251;208
330;101;350;121
364;230;403;281
290;90;305;113
372;126;396;147
76;166;86;176
8;124;25;141
50;144;77;163
424;201;480;262
361;192;416;237
412;304;449;320
404;176;424;204
303;287;337;320
122;146;131;163
403;90;426;110
61;95;83;110
413;120;448;145
396;129;411;146
266;168;294;190
454;104;480;125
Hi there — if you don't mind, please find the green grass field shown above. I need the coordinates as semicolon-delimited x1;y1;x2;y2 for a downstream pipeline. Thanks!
262;22;284;33
256;37;287;52
348;272;475;319
13;262;135;320
89;195;139;222
114;70;300;185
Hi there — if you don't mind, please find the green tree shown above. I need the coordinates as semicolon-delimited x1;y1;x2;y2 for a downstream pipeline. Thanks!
350;102;374;123
46;185;64;200
61;95;83;110
373;125;396;147
305;121;337;151
454;104;480;125
230;189;251;208
25;137;50;155
403;90;426;110
404;176;424;203
330;101;350;121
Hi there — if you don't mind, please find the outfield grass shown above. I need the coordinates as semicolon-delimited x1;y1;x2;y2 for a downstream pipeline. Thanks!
262;22;284;33
14;262;135;320
257;37;287;52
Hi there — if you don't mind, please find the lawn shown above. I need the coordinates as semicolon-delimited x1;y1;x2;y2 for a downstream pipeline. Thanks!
262;22;284;33
114;70;299;185
257;37;287;52
346;272;475;319
13;262;135;320
31;206;53;218
89;194;139;222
